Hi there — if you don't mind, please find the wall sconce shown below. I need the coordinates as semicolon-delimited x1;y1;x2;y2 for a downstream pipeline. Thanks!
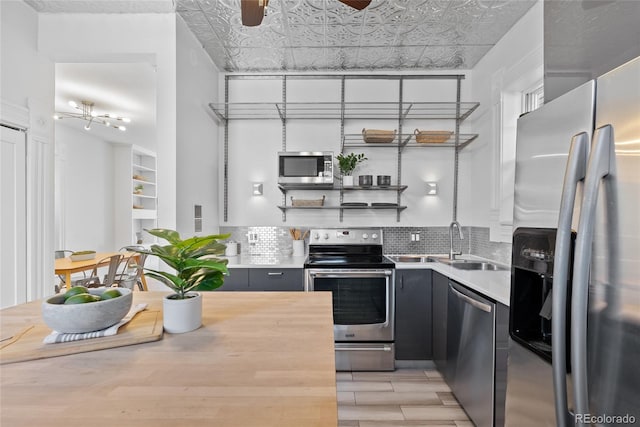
252;182;263;196
426;182;438;195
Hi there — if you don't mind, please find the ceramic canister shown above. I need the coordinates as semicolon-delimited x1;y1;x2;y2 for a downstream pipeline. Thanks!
225;241;238;256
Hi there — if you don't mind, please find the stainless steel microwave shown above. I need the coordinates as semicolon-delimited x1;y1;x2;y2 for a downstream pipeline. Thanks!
278;151;334;187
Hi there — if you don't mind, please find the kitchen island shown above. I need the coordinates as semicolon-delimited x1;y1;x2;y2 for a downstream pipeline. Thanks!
0;292;337;427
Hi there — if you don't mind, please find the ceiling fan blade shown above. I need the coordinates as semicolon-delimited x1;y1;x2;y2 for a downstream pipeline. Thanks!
337;0;372;11
241;0;265;27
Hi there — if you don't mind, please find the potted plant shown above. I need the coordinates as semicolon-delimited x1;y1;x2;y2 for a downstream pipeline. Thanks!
136;228;230;333
336;152;367;186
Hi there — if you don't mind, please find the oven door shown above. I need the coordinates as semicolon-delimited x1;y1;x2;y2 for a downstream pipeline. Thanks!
305;269;394;342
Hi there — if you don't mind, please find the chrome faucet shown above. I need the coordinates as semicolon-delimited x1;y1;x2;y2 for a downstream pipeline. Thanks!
449;221;464;260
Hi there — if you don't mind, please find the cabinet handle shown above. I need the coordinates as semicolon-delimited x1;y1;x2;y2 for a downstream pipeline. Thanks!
400;276;404;290
267;272;283;276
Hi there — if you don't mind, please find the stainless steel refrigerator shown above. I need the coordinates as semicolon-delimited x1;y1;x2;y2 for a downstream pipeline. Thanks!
506;56;640;426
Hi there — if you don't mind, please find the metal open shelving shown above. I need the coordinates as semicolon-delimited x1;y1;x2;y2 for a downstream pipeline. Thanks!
215;73;478;223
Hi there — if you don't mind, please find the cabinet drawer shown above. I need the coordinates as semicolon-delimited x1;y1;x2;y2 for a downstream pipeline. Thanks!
248;268;303;291
221;268;249;291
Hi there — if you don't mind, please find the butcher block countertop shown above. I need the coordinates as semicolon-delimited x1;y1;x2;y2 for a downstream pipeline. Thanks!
0;291;338;427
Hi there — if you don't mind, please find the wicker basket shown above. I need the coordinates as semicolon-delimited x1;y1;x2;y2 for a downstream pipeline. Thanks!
362;128;396;143
291;195;325;207
414;129;453;144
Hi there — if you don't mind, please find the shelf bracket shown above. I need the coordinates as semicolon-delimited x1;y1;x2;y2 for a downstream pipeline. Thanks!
208;103;227;122
401;102;413;121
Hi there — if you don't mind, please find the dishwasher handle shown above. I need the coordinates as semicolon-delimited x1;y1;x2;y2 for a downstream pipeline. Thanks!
448;283;492;313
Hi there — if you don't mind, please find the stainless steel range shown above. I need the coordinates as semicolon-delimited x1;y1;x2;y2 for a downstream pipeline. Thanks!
304;228;395;371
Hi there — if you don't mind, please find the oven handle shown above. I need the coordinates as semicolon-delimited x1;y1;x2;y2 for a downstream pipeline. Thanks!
335;346;393;352
308;270;393;279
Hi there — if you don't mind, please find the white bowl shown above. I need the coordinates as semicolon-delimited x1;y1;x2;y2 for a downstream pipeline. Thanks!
70;251;96;262
42;288;133;333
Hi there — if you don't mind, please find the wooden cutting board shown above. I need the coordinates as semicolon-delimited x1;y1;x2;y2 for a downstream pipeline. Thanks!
0;309;163;365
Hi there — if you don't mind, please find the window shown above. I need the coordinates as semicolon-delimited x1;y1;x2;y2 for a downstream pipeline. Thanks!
523;84;544;114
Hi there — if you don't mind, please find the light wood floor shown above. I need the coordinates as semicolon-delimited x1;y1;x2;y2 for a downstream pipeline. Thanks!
336;368;472;427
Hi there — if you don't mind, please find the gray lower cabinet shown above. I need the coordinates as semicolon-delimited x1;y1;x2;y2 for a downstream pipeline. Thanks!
395;269;432;360
432;271;449;373
222;268;249;291
221;268;304;291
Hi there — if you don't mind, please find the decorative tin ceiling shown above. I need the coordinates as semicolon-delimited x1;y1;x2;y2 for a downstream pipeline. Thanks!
25;0;537;72
176;0;537;71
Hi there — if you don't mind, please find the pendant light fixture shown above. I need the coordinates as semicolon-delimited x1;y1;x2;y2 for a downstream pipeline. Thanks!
54;100;130;131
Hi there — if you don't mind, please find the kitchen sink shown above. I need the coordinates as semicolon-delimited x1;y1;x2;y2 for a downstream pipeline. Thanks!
429;257;506;271
386;255;437;263
449;261;504;271
387;255;505;271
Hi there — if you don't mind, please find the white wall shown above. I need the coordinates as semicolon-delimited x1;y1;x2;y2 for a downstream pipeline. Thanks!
54;124;115;251
37;12;177;233
0;1;54;111
175;15;220;237
461;0;543;241
1;0;56;301
220;71;472;227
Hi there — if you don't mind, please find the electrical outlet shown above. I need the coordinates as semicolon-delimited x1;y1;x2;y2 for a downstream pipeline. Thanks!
247;232;259;244
415;232;420;242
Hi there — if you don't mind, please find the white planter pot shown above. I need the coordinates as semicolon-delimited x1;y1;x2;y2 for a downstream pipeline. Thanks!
342;175;354;187
162;292;202;334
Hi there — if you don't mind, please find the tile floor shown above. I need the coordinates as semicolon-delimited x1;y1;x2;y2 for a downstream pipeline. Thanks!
336;368;472;427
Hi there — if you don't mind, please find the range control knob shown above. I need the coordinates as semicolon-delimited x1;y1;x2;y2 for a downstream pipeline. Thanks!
323;233;330;240
313;233;320;240
362;233;369;239
372;233;379;240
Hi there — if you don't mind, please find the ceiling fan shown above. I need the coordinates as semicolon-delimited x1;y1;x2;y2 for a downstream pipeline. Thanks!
241;0;372;27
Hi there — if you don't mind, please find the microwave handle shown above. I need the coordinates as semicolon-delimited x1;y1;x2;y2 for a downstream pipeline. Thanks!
324;160;333;177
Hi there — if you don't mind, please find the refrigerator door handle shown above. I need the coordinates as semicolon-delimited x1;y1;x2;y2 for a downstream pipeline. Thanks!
552;132;589;427
571;125;615;426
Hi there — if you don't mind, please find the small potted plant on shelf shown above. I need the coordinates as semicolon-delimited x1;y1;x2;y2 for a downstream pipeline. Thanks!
133;184;144;195
336;152;367;187
136;228;230;333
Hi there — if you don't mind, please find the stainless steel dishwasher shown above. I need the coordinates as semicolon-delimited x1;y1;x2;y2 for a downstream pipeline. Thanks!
447;280;496;427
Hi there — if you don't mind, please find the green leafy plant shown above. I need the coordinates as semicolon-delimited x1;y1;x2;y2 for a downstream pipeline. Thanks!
136;228;230;300
336;152;367;176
